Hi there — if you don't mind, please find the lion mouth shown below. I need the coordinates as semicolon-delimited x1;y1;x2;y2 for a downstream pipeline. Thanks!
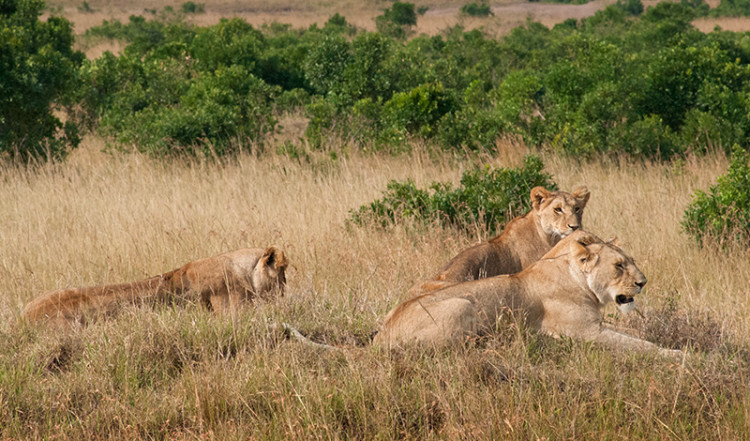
615;295;634;305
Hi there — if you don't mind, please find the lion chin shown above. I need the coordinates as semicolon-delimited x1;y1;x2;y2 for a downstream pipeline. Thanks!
615;294;637;314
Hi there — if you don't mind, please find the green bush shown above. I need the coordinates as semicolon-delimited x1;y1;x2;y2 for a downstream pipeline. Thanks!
115;66;278;155
460;2;493;17
0;0;85;160
683;145;750;247
382;82;456;139
181;1;204;14
302;34;350;95
384;2;417;25
350;155;557;233
375;2;416;39
709;0;750;16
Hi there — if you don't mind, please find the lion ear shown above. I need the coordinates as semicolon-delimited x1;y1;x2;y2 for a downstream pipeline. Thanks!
575;231;600;247
607;236;620;247
572;186;591;207
261;247;289;271
530;186;551;210
572;239;598;272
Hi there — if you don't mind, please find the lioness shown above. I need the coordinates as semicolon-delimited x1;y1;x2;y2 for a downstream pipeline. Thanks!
23;247;288;327
375;231;679;357
408;186;590;297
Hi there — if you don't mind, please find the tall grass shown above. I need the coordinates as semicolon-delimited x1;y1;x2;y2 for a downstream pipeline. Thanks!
1;136;749;439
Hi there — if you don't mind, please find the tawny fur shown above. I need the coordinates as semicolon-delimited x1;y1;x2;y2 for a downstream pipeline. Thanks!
408;186;590;297
23;247;288;327
376;231;680;358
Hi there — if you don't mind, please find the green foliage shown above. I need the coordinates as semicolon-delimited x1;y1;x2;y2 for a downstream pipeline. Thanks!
617;0;644;15
303;34;350;95
69;2;750;159
0;0;85;160
382;82;456;139
384;2;417;26
350;155;557;233
181;1;204;14
460;2;493;16
375;2;416;39
709;0;750;16
683;145;750;247
190;18;266;72
78;1;93;13
114;66;278;156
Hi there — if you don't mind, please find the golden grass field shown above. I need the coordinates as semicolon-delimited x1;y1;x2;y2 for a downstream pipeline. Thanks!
2;134;750;439
3;1;750;439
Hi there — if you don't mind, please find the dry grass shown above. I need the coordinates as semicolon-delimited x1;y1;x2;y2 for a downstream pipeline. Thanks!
1;135;749;439
7;2;750;438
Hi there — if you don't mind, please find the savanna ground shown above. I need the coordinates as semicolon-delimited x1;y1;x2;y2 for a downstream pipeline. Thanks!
4;0;750;439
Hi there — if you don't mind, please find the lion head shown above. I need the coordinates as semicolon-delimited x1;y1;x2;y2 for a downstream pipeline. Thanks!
532;186;590;240
566;232;646;314
252;247;289;297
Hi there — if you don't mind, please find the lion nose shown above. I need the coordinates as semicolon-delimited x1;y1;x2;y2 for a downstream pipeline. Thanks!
568;224;579;231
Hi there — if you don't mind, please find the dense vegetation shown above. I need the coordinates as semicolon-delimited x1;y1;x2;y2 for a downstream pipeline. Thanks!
683;145;750;246
3;0;750;160
4;0;750;244
0;0;84;160
351;155;556;233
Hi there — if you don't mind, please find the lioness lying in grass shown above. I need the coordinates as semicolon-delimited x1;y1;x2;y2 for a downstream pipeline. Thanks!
376;231;680;358
23;247;288;327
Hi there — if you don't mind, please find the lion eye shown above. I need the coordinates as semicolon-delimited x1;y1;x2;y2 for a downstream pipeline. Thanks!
615;262;624;270
575;207;581;213
554;207;563;214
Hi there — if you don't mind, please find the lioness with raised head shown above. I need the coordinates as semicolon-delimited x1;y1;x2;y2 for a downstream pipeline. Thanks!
375;231;679;357
23;247;288;327
408;186;590;297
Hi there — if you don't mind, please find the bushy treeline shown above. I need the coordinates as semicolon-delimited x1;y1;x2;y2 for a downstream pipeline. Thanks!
76;0;750;159
5;0;750;160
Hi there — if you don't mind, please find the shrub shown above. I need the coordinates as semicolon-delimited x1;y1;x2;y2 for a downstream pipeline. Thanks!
116;66;278;156
181;1;204;14
382;82;456;139
460;2;493;17
302;34;350;95
350;155;557;233
709;0;750;17
384;2;417;26
375;2;416;39
0;0;85;160
683;145;750;247
78;1;93;13
190;18;266;73
617;0;644;15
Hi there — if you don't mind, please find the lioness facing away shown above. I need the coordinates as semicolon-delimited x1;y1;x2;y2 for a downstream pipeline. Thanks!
23;247;288;327
375;231;680;357
408;186;590;297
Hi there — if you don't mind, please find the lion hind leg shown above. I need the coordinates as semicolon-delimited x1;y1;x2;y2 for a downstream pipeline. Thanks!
380;297;479;348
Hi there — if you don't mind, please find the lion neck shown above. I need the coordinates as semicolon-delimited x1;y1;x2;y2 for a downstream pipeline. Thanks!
525;255;601;308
